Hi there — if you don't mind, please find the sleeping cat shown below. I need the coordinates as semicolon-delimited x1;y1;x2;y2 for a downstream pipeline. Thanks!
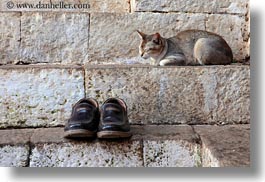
136;29;233;66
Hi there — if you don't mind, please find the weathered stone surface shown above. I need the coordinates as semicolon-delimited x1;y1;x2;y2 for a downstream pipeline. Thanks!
194;125;250;167
30;127;71;144
0;125;250;167
134;125;198;141
0;13;20;64
0;125;198;143
21;13;89;64
0;129;33;145
206;14;249;62
0;125;197;143
142;125;201;167
0;66;84;128
87;0;130;13
246;10;250;59
144;140;200;167
20;125;200;167
88;13;206;64
85;65;250;125
131;0;249;14
89;12;248;64
30;141;142;167
0;145;29;167
0;0;129;12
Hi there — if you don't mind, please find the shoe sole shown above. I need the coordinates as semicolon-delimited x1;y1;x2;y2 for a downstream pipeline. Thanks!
97;131;132;139
64;129;96;138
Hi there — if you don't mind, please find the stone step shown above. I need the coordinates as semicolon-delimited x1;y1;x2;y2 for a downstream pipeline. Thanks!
0;124;250;167
194;124;250;167
0;65;250;128
0;2;249;65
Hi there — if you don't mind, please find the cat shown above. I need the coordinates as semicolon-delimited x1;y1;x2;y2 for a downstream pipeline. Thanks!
136;29;233;66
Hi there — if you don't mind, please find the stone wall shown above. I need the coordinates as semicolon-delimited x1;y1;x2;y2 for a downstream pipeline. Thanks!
0;125;250;167
0;0;250;167
0;65;250;128
0;0;250;65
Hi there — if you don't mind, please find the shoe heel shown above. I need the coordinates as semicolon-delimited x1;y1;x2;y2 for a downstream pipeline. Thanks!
64;129;96;138
97;131;132;139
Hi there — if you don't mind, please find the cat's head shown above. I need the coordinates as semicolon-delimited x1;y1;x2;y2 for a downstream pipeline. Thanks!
136;30;164;59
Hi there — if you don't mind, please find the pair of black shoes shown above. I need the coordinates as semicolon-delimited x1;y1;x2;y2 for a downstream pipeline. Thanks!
64;98;132;139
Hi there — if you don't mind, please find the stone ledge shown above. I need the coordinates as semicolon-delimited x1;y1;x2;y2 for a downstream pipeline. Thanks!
0;125;200;167
85;65;250;125
0;11;249;65
0;125;199;145
0;65;250;128
194;124;250;167
0;125;250;167
0;128;33;146
131;0;249;15
0;63;248;69
0;64;84;70
84;64;247;69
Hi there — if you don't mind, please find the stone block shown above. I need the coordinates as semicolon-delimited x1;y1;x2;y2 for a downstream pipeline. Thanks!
85;65;250;125
0;128;33;145
142;125;201;167
21;13;89;64
131;0;249;14
87;0;130;13
206;14;249;62
0;145;29;167
0;12;20;64
28;125;199;167
30;141;142;167
143;140;200;167
194;125;250;167
0;66;84;128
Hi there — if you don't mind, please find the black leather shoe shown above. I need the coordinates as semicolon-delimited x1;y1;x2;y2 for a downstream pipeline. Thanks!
97;98;132;138
64;98;100;138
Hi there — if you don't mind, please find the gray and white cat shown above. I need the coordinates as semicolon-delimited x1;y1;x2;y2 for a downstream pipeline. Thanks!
136;29;233;66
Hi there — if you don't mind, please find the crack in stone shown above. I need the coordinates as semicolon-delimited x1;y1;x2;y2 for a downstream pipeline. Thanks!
133;10;246;16
191;126;202;166
25;142;33;167
82;67;86;98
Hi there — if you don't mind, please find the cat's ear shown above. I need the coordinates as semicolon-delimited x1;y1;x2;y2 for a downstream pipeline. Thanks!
153;33;161;40
136;30;146;39
152;33;161;44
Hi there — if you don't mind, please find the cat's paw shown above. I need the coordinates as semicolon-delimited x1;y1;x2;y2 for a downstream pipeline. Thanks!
159;59;185;66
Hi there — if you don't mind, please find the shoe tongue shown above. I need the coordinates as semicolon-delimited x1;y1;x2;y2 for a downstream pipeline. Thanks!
103;103;122;112
76;103;94;112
